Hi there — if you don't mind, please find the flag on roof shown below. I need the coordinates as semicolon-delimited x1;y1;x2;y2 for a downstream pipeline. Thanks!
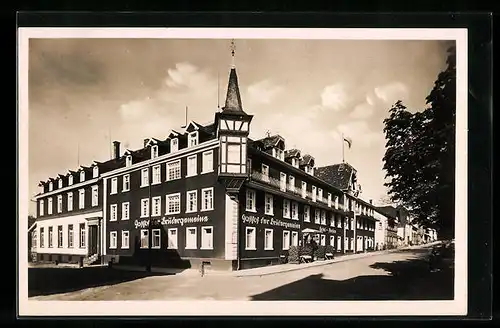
343;136;353;149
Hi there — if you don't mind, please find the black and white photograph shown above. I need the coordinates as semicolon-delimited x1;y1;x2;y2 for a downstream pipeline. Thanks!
18;27;467;316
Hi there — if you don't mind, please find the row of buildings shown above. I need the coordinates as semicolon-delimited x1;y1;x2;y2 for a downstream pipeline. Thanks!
28;52;437;271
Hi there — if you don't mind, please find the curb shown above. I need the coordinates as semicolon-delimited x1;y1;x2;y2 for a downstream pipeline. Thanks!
233;245;435;278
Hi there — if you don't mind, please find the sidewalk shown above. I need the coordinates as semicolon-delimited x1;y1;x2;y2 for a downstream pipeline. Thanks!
232;243;439;278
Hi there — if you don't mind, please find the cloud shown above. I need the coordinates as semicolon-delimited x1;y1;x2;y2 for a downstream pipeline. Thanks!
349;102;375;119
335;120;384;148
246;79;284;105
320;84;348;111
374;81;408;104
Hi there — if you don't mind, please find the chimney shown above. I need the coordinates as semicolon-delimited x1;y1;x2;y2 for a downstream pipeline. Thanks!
369;199;373;204
143;138;149;148
112;141;121;160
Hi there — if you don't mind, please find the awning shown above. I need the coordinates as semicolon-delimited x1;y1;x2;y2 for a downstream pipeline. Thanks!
302;228;320;234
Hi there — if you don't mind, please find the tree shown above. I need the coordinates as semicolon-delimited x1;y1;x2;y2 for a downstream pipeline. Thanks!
28;215;36;228
382;45;456;240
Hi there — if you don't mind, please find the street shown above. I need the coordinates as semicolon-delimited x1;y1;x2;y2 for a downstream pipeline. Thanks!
29;246;453;301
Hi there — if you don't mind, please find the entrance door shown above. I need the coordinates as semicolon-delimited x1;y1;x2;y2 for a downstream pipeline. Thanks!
88;225;98;255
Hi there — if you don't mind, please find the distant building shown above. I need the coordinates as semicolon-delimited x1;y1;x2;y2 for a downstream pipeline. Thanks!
373;206;399;250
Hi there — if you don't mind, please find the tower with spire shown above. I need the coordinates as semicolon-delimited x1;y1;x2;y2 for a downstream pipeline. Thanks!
215;40;254;194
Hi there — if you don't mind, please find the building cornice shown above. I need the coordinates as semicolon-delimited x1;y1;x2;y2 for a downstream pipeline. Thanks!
32;178;100;200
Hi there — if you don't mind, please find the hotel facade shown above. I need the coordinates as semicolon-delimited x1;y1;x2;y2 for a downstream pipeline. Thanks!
31;58;379;271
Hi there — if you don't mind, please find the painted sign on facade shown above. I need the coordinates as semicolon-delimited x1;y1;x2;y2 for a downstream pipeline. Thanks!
134;215;210;229
319;226;337;234
241;214;301;230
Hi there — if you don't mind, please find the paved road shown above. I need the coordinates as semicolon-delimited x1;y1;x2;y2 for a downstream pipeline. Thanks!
29;246;453;301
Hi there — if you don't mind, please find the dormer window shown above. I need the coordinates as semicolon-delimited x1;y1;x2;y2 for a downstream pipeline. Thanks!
305;165;314;175
151;145;159;159
125;155;132;167
49;181;53;191
93;166;99;178
171;138;179;152
272;148;284;161
68;175;73;186
80;171;85;182
188;132;198;147
292;158;299;168
58;179;62;189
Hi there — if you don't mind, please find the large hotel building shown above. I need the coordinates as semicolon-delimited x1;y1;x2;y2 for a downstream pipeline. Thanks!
31;53;379;271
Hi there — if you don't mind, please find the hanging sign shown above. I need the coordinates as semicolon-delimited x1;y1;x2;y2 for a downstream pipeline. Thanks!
241;214;300;230
134;215;210;229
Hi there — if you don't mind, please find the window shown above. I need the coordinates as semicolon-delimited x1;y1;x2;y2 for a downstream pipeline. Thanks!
201;188;214;211
314;209;321;224
356;218;361;229
57;226;63;247
328;193;332;207
48;227;53;247
330;235;335;247
68;175;73;186
167;228;178;249
292;158;299;168
301;181;307;198
39;200;44;216
126;155;132;167
282;230;290;250
264;193;273;215
57;195;62;213
280;172;286;191
110;231;117;249
201;226;213;249
320;234;326;246
79;189;85;209
186;190;197;213
49;181;54;191
187;155;197;177
262;164;269;181
283;199;290;218
264;229;274;250
111;177;118;194
110;204;118;221
80;223;86;248
291;202;298;220
152;196;161;216
67;192;73;211
320;210;327;225
39;227;44;248
141;168;149;187
152;229;161;249
93;166;99;178
273;148;284;161
337;236;342;250
291;231;299;246
152;165;161;184
312;186;317;202
151;145;159;159
171;138;179;152
92;185;98;207
122;174;130;191
245;227;256;250
58;179;63;189
141;198;150;218
167;160;181;181
166;193;181;214
246;189;256;212
188;131;198;147
318;188;323;201
186;227;197;249
335;196;339;209
304;205;310;222
227;144;241;164
121;231;129;249
202;150;213;173
68;225;74;248
289;176;295;191
337;215;342;228
47;198;53;215
122;202;129;220
80;171;85;182
140;229;149;248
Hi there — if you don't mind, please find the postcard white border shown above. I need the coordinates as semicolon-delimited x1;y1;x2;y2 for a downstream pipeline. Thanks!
18;27;468;316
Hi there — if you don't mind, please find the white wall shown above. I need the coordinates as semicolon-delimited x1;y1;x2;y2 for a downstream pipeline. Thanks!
373;211;387;248
224;194;238;260
36;211;103;255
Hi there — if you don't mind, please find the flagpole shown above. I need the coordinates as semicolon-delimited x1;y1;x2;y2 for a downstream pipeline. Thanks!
341;132;345;163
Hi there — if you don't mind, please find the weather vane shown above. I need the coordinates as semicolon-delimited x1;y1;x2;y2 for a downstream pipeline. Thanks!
230;39;236;67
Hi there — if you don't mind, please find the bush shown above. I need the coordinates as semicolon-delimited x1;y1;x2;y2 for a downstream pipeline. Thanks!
315;245;326;260
301;243;314;257
288;246;300;264
325;245;335;255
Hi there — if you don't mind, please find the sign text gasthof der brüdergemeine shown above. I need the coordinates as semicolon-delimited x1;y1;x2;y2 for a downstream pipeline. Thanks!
241;214;301;230
134;215;210;229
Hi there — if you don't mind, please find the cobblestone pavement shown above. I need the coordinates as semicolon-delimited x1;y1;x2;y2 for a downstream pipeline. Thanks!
29;246;453;301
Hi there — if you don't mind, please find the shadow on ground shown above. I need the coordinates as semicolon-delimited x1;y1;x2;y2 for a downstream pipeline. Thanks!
250;249;454;301
28;266;173;297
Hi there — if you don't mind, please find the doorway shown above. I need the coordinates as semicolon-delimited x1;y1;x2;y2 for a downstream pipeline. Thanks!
88;225;98;255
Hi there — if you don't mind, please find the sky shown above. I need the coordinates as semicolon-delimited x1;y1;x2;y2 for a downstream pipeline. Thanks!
28;38;452;215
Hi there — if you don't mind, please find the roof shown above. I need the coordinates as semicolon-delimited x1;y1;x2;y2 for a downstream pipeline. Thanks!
254;135;285;150
285;148;301;159
300;154;315;167
376;205;410;225
314;163;353;190
222;68;245;114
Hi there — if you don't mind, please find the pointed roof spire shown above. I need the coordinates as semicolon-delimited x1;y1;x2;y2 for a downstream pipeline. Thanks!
222;39;245;113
